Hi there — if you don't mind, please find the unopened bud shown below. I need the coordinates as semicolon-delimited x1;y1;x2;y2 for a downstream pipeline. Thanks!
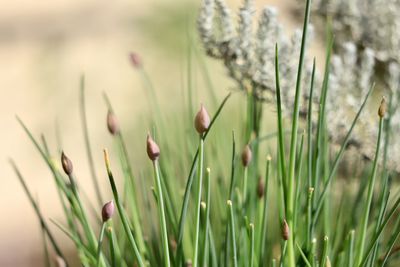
107;110;120;135
257;176;265;199
185;260;193;267
378;96;386;118
194;104;210;135
241;145;252;167
102;200;115;222
282;219;290;240
61;152;73;175
147;134;160;161
129;52;142;68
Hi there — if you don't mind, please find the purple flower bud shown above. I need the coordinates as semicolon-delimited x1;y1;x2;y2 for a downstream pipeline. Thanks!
282;219;290;241
129;52;142;69
241;145;252;167
194;104;210;135
107;110;120;135
61;152;73;175
378;96;386;118
147;134;160;161
101;200;115;222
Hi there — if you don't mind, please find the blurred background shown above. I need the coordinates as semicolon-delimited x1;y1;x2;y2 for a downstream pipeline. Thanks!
0;0;321;265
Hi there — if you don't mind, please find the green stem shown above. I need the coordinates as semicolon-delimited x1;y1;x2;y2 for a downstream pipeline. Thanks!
193;137;204;267
96;223;107;267
249;223;255;267
227;200;238;267
104;150;145;267
153;160;171;267
355;118;383;266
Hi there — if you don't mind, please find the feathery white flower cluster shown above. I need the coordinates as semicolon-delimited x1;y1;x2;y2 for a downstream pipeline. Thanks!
198;0;314;106
198;0;400;172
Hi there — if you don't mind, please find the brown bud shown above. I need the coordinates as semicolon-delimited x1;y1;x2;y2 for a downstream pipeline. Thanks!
378;96;386;118
102;200;115;222
194;104;210;135
257;176;265;199
129;52;142;68
282;219;290;240
107;110;119;135
147;134;160;161
241;145;252;167
185;260;192;267
61;152;73;175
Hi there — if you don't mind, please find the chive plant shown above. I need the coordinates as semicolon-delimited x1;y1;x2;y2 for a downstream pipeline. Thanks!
11;1;400;266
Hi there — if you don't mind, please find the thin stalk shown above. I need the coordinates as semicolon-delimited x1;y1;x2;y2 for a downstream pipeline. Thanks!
202;168;212;267
176;93;231;264
320;236;329;267
307;59;316;189
80;76;103;207
348;230;355;267
258;157;271;265
96;223;107;267
296;242;312;267
312;84;375;225
193;137;204;267
306;187;314;253
355;117;384;266
249;223;255;267
243;167;248;207
10;160;66;263
274;44;287;204
153;159;171;267
227;200;238;267
103;150;145;267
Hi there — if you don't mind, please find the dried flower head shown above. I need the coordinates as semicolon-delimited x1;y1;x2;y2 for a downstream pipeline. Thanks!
61;152;73;175
107;110;120;135
281;219;290;241
378;96;387;118
241;144;252;167
129;52;142;68
194;104;210;135
101;200;115;222
147;134;160;161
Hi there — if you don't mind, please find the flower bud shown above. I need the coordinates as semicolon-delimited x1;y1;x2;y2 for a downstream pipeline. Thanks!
194;104;210;135
185;260;192;267
129;52;142;68
101;200;115;222
282;219;290;240
378;96;386;118
241;145;252;167
107;110;120;135
147;134;160;161
257;176;265;199
61;152;73;175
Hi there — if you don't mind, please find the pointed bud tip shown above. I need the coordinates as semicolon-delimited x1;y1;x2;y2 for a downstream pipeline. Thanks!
194;104;210;135
147;134;160;161
61;151;73;175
